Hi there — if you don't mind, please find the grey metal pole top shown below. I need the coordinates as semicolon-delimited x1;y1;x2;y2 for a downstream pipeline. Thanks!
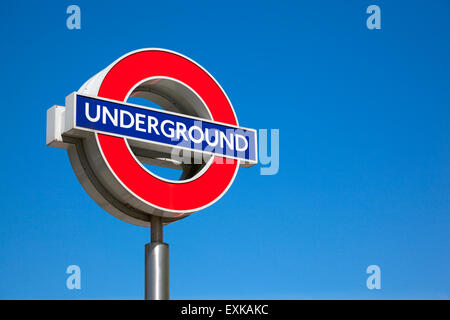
145;215;169;300
151;215;163;243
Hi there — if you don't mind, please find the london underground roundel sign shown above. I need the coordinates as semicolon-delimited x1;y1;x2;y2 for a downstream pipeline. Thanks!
46;49;257;226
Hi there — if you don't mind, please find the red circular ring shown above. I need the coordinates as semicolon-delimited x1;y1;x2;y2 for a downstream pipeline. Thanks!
96;50;239;212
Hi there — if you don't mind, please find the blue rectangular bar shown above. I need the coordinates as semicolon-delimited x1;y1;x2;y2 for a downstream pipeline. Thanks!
74;94;257;163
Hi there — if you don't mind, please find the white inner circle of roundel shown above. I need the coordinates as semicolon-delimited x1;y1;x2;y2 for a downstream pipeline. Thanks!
124;76;215;184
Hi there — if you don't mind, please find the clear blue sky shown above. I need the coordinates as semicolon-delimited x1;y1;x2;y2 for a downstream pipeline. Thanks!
0;0;448;299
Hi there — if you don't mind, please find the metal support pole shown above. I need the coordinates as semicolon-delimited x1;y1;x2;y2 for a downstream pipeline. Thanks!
145;215;169;300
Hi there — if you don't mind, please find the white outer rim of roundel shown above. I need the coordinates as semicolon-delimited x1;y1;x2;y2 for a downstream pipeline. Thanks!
78;48;241;214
